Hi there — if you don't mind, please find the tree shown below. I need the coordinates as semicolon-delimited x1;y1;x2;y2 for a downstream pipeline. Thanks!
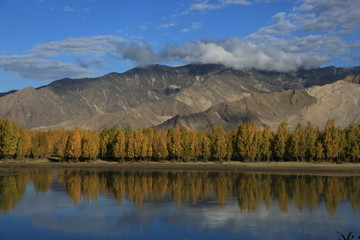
235;122;261;161
273;121;290;161
304;122;318;161
260;125;273;161
225;131;234;161
81;131;99;160
198;131;211;161
113;130;126;161
168;126;183;161
127;132;135;160
54;130;70;159
152;130;168;160
30;131;52;159
315;139;324;160
289;123;306;161
140;134;150;160
143;128;154;160
212;125;228;161
343;123;360;162
0;118;21;159
186;130;199;161
16;130;31;160
99;127;117;159
133;128;145;160
65;128;82;161
323;120;342;160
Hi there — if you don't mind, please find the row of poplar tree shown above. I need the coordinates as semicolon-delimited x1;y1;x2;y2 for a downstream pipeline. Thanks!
0;118;359;162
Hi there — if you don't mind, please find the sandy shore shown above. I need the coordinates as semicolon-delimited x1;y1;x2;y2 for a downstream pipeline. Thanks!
1;160;360;175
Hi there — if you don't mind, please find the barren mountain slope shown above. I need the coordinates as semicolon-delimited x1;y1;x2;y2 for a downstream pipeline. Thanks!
157;89;316;130
1;64;359;129
0;64;223;128
287;80;360;129
158;80;360;131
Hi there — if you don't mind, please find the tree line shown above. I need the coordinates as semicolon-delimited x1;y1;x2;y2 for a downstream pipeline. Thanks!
0;118;359;162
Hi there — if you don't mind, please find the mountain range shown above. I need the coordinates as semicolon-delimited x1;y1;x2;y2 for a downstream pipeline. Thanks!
0;64;359;131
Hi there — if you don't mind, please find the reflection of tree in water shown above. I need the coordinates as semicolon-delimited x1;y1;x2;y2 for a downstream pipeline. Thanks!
237;175;260;211
0;173;28;213
274;176;290;212
2;170;360;215
64;171;82;204
31;169;53;193
348;178;360;211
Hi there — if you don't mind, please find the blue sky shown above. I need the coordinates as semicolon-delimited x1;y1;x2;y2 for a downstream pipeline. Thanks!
0;0;359;92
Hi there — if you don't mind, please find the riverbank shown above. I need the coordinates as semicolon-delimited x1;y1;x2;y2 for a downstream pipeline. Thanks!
1;159;360;175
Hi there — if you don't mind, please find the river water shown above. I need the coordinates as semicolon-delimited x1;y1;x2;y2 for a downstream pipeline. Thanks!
0;169;360;240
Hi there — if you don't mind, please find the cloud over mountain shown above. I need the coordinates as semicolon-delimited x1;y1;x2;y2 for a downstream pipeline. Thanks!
162;38;328;72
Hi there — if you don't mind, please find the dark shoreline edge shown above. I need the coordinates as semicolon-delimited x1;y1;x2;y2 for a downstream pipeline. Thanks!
1;161;360;176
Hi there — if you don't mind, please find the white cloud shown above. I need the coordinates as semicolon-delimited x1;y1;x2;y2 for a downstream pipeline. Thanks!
181;22;202;33
293;0;360;33
116;42;160;65
187;0;250;13
30;35;127;57
0;55;93;81
158;23;178;29
0;35;128;81
138;25;149;31
244;0;360;67
163;38;327;72
62;6;75;12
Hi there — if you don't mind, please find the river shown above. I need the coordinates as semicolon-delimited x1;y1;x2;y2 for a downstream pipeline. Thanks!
1;169;360;240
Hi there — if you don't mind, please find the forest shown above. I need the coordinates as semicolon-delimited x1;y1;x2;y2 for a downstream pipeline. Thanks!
0;118;359;162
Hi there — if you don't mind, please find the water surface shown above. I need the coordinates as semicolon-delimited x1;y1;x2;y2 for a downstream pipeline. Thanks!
1;169;360;240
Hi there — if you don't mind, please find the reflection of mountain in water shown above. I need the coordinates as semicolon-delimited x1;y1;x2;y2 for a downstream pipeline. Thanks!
1;169;360;215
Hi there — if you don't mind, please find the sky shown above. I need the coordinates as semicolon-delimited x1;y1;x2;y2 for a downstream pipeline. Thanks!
0;0;359;92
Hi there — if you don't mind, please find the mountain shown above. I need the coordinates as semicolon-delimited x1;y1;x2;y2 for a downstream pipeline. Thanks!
158;80;360;130
0;64;359;130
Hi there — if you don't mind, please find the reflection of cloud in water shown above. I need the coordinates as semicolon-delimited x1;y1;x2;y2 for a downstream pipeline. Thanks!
10;186;360;240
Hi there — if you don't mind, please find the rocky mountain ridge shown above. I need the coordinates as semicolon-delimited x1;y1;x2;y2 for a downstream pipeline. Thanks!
0;64;359;130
